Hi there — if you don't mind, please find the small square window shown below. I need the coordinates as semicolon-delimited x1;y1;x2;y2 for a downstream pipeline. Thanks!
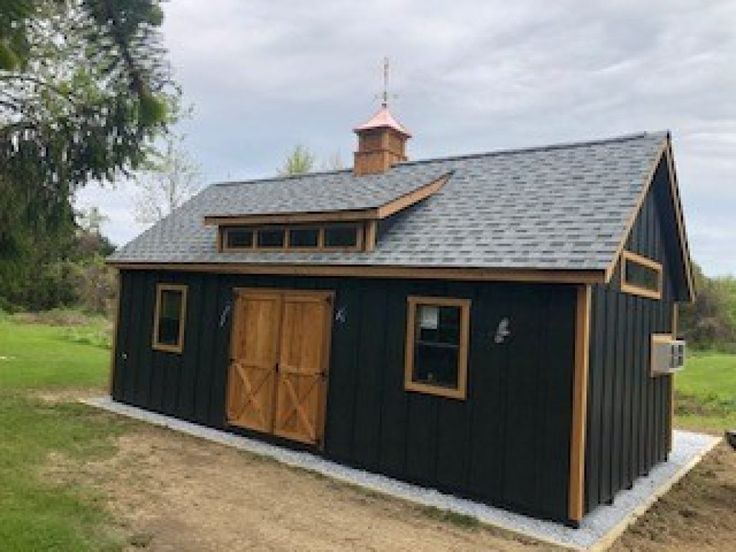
324;225;359;248
153;284;187;353
405;297;470;399
289;227;320;248
224;228;253;249
257;228;285;248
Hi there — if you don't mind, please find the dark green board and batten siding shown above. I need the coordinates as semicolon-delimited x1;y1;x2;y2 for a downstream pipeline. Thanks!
584;157;679;513
112;272;577;522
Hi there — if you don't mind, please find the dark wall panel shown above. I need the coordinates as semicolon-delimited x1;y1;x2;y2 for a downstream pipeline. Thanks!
584;159;676;513
112;273;577;522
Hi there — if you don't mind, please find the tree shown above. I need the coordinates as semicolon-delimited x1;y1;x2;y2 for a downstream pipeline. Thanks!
322;150;344;171
679;263;736;348
133;134;201;223
0;0;177;309
279;145;315;176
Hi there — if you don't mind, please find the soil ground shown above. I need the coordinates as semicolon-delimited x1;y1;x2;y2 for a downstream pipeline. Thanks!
44;418;735;552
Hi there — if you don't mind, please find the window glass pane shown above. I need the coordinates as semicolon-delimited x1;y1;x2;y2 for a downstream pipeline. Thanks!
225;228;253;248
412;304;461;388
257;228;285;248
324;226;358;247
289;227;319;248
625;258;659;292
158;289;182;346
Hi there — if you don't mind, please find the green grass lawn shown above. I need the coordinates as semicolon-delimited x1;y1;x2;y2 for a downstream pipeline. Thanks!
675;350;736;432
0;313;129;551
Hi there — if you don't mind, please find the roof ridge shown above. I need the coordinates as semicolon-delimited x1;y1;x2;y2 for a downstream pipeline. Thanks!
209;130;669;189
213;167;353;187
398;130;669;168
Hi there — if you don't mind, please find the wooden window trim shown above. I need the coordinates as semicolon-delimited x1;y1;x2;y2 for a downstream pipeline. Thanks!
152;283;188;353
322;223;363;251
404;296;470;400
620;250;663;300
221;227;255;251
220;223;364;252
255;226;286;249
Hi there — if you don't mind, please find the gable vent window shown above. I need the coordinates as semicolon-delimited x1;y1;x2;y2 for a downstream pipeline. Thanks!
621;250;662;300
152;284;187;353
404;296;470;400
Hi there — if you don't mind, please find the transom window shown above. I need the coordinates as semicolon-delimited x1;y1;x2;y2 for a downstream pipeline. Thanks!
220;223;363;251
621;250;662;300
152;284;188;353
404;296;470;400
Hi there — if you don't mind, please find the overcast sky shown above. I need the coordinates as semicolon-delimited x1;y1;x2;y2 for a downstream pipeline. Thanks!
76;0;736;276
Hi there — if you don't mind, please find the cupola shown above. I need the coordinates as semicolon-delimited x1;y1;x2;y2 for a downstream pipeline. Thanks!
353;104;411;176
353;106;411;176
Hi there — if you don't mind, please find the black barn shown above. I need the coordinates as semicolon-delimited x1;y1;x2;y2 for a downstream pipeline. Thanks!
108;108;694;526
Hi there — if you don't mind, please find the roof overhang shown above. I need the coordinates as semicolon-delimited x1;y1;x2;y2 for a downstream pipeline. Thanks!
203;172;451;226
107;261;606;285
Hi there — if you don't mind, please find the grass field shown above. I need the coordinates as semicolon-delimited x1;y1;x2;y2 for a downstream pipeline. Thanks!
675;350;736;432
0;312;129;551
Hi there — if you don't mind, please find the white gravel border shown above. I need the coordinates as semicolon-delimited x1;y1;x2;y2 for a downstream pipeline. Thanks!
82;396;720;551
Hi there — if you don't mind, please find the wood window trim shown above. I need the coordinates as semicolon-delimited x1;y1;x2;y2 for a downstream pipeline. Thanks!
220;223;364;252
222;227;254;251
620;250;663;300
322;223;363;251
404;296;470;400
152;283;188;353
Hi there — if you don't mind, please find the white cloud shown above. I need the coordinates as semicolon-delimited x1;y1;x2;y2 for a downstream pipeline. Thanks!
78;0;736;276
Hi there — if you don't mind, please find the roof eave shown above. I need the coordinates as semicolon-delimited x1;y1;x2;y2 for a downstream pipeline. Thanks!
106;260;606;285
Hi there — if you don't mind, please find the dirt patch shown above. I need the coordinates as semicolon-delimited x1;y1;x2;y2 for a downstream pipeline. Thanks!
48;425;554;552
43;420;736;552
34;388;105;404
610;442;736;552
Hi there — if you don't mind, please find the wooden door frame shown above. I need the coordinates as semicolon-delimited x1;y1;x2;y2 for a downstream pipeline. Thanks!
227;287;334;449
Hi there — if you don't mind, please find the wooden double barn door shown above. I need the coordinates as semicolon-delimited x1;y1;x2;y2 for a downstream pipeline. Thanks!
226;289;333;446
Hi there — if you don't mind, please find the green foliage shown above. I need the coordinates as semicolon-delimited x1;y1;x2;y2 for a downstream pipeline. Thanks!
279;144;316;175
679;263;736;350
0;215;116;312
1;1;178;314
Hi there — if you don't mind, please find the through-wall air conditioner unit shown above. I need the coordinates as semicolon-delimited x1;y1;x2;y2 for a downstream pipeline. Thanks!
650;335;686;376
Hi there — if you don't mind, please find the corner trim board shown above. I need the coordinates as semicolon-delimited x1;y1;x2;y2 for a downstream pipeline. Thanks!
108;270;121;395
569;284;591;522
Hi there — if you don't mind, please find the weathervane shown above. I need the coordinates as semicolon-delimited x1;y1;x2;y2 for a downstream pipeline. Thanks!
376;56;398;108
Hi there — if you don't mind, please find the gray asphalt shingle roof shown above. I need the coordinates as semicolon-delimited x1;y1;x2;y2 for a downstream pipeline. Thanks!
109;131;667;271
203;168;449;217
